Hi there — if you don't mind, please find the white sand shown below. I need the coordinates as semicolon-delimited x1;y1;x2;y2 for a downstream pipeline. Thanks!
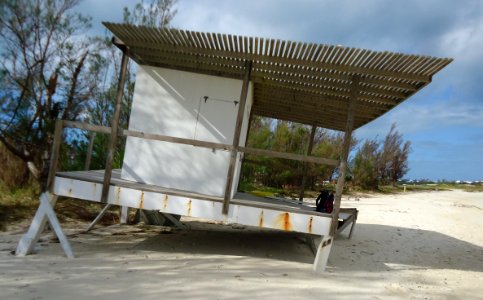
1;190;482;299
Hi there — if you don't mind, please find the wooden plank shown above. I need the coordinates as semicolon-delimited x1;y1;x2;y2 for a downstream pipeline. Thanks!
299;125;317;201
252;65;418;91
335;211;356;236
253;73;407;99
330;76;359;236
63;120;111;134
16;193;58;256
251;104;369;128
255;78;399;105
120;206;128;224
140;59;244;80
130;42;419;92
250;109;348;132
222;60;252;214
47;119;64;192
122;129;234;151
313;236;333;272
253;96;382;118
101;51;129;203
348;210;358;239
39;193;75;258
110;35;432;81
239;146;338;166
85;204;112;232
254;86;390;112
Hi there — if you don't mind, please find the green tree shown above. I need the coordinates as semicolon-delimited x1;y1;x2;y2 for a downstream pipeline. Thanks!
351;139;380;189
350;123;411;189
70;0;178;171
380;123;411;185
0;0;92;189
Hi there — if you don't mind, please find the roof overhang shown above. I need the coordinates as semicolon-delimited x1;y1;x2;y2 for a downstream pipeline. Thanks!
103;22;452;131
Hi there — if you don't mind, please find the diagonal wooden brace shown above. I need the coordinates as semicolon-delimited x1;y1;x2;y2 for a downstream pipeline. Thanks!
313;236;333;273
16;193;74;258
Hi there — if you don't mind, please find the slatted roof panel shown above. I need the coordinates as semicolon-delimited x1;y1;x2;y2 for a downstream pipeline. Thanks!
103;22;452;131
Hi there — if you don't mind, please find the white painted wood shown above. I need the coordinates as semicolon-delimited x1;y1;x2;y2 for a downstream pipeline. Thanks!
86;204;112;232
53;176;332;236
16;193;58;256
120;206;128;224
39;194;75;258
121;65;253;197
313;236;333;273
16;193;74;258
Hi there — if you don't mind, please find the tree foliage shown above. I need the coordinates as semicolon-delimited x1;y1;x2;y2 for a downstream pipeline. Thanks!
0;0;93;188
0;0;177;189
350;123;411;189
240;117;356;192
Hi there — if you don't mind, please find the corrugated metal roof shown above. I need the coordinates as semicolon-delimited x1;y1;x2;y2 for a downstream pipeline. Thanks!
103;22;452;131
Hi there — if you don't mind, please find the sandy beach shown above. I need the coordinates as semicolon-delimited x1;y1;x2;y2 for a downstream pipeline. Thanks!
1;190;482;299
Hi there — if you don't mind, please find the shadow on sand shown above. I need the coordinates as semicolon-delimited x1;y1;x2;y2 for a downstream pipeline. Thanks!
133;221;483;273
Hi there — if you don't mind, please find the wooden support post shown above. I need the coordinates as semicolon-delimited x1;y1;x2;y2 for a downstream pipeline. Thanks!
47;119;64;192
161;212;187;229
100;51;129;203
84;132;96;171
222;60;252;214
236;112;254;193
348;211;358;239
120;206;129;224
16;193;74;258
330;76;359;236
85;203;112;232
313;236;333;272
299;125;317;202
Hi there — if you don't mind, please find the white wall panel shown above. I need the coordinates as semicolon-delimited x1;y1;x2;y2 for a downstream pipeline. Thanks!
121;65;253;197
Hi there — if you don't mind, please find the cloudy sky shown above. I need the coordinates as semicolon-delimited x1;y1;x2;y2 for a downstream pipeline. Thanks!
77;0;483;181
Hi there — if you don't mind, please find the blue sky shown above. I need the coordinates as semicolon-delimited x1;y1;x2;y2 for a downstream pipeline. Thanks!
77;0;483;181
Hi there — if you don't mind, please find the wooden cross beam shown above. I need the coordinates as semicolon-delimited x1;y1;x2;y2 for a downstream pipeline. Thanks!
16;193;74;258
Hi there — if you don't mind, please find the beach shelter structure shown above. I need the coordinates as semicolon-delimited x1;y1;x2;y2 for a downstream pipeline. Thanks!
16;23;452;272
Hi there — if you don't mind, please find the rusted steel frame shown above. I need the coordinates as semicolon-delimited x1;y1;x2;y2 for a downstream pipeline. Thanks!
84;132;96;171
330;76;359;235
222;60;252;214
100;51;129;203
47;119;64;192
299;125;317;202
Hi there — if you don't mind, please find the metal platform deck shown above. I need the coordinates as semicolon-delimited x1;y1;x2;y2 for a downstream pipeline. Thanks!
53;169;347;236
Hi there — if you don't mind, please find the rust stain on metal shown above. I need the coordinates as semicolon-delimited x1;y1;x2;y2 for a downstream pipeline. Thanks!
138;191;145;209
163;194;169;210
259;210;264;227
275;212;293;231
92;183;97;198
187;199;192;216
322;238;332;248
308;217;313;234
